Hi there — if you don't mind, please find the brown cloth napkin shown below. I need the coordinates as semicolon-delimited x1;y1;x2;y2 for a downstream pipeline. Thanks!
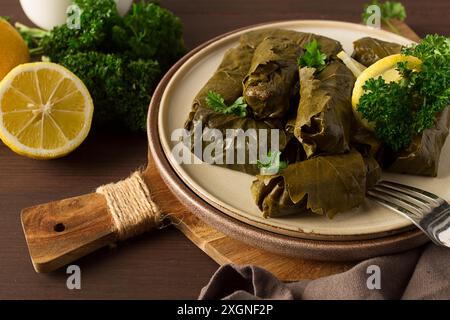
199;243;450;300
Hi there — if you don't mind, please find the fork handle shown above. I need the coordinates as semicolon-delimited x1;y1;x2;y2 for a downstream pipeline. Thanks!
422;206;450;247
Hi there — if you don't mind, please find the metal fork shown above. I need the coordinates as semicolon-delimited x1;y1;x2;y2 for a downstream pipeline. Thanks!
367;180;450;248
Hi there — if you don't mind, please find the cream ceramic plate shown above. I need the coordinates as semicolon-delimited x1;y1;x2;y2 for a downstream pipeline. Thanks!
158;20;450;240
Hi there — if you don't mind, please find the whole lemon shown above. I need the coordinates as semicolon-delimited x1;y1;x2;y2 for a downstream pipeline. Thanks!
0;18;30;81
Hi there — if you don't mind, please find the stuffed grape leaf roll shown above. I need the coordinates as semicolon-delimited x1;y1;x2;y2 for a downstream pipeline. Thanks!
350;119;381;158
251;150;381;218
185;30;344;175
243;35;303;119
241;29;343;59
186;29;301;124
352;37;402;67
187;45;254;121
185;30;289;175
297;33;343;59
293;62;355;158
384;108;450;177
242;29;342;119
186;107;287;175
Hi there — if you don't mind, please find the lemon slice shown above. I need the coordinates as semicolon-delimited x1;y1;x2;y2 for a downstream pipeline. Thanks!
352;54;422;131
0;62;93;159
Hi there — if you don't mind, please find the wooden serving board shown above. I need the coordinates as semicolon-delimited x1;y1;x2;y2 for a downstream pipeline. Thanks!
145;20;421;281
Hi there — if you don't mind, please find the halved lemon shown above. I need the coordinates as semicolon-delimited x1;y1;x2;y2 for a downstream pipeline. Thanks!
0;18;30;81
0;62;93;159
352;54;422;131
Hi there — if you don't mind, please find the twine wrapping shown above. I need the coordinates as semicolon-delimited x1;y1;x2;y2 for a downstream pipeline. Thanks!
96;171;161;240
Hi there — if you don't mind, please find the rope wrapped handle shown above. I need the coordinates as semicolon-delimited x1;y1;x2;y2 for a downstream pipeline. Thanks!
21;171;164;273
97;172;162;240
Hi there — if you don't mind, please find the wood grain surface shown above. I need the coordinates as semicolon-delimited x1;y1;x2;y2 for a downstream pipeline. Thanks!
1;0;449;300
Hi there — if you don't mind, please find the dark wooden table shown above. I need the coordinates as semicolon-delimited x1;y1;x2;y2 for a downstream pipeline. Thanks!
1;0;448;300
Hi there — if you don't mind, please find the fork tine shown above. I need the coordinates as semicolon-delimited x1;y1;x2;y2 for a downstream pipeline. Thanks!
378;180;443;206
373;185;433;211
367;189;424;218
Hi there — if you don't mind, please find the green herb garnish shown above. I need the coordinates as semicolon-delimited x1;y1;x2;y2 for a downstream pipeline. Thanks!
15;0;186;131
297;39;327;69
362;0;407;34
357;34;450;151
257;150;287;175
206;91;248;117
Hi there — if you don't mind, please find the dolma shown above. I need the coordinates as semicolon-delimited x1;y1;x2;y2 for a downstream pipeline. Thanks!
251;150;381;218
185;30;342;174
187;107;287;175
187;29;342;123
352;37;402;67
243;35;303;119
350;119;381;158
293;62;355;158
242;29;342;119
297;32;343;59
185;30;289;175
282;136;306;164
384;108;450;177
186;44;255;122
186;29;302;123
241;29;343;59
364;156;382;189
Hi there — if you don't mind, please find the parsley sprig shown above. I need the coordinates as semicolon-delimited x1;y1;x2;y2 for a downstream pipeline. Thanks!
257;150;288;175
206;91;248;117
297;40;327;70
357;34;450;151
362;1;407;34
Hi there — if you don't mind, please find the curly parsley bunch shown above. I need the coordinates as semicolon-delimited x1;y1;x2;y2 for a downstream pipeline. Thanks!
17;0;186;131
358;35;450;151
